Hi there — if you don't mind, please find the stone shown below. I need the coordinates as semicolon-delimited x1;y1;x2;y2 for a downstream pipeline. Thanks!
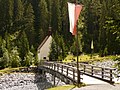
0;72;65;90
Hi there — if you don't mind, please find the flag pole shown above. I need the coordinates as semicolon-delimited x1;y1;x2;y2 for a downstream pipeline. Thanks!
75;0;81;86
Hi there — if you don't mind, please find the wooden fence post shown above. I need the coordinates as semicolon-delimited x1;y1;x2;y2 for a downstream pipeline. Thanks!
91;66;93;75
84;65;86;73
102;68;104;79
73;69;75;80
54;63;56;71
61;65;63;73
110;69;112;82
52;63;54;69
66;67;68;76
57;64;59;71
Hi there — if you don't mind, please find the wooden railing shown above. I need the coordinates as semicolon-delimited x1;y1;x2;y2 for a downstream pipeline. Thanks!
41;61;82;83
63;62;116;83
40;61;116;84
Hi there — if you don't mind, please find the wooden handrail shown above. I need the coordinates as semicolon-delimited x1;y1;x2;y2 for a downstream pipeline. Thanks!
42;61;79;83
41;61;116;83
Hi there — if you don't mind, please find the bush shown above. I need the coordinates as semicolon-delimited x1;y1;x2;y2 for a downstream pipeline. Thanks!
0;58;6;69
0;48;9;69
24;51;34;67
10;47;21;68
103;47;108;56
34;54;39;66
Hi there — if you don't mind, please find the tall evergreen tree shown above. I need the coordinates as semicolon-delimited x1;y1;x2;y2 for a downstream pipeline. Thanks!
49;39;58;61
18;31;29;65
46;0;52;25
0;36;2;57
0;0;14;36
39;0;48;35
13;0;24;32
23;2;35;46
51;0;61;34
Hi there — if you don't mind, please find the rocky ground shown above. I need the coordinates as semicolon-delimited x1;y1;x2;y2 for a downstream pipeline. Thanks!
93;59;118;68
0;72;65;90
0;73;49;90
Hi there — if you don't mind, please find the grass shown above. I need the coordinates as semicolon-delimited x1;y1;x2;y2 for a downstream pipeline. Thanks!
47;85;76;90
62;54;120;63
0;67;26;75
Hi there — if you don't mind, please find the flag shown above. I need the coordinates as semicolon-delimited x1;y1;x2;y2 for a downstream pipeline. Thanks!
68;2;82;35
91;40;94;49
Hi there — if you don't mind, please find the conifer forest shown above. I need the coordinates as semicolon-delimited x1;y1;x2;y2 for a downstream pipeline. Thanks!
0;0;120;69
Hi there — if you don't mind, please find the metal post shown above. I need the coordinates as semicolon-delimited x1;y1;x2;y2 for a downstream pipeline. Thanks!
75;0;81;86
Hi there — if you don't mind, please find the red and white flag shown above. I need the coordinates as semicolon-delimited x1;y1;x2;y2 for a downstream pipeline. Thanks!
68;2;82;35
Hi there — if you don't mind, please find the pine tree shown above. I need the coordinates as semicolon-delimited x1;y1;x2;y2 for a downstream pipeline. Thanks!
49;39;58;61
18;31;29;66
4;32;11;52
58;36;67;60
30;45;39;65
30;0;40;47
0;0;14;35
46;0;52;25
23;2;35;46
13;0;24;32
51;0;61;34
0;36;2;57
39;0;49;36
24;50;34;67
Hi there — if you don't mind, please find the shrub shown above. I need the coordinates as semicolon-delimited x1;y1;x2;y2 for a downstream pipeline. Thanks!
0;48;9;69
24;51;34;67
10;47;21;68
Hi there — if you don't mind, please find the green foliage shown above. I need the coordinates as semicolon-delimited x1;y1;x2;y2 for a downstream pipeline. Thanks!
103;17;120;54
30;45;39;65
23;2;35;46
18;31;29;63
82;0;120;55
39;0;48;31
49;39;58;61
49;32;68;61
0;36;3;57
103;47;108;56
0;52;9;69
34;54;39;66
48;85;77;90
51;0;61;34
24;51;34;67
0;39;10;69
10;47;21;68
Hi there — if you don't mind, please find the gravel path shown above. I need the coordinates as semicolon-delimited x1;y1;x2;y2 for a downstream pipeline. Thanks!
72;84;120;90
72;74;120;90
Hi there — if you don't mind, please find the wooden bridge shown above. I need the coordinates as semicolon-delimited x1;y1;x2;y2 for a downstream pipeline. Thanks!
38;61;117;85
